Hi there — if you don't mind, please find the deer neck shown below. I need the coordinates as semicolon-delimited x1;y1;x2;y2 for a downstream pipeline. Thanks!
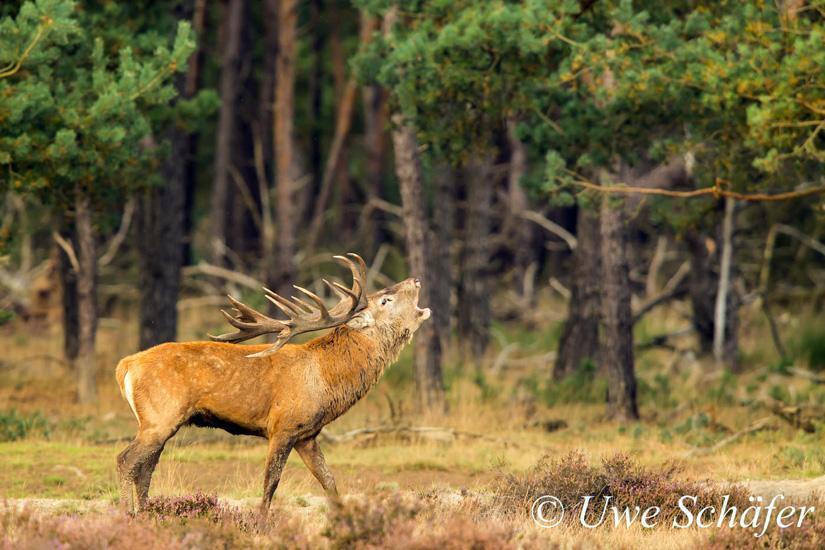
312;325;413;420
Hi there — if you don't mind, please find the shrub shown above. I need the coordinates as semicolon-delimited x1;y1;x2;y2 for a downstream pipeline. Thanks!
704;510;825;550
0;409;51;441
493;451;750;526
323;493;516;550
793;324;825;372
323;493;421;548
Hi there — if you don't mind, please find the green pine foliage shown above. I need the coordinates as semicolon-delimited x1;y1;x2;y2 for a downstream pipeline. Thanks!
0;0;196;208
358;0;824;197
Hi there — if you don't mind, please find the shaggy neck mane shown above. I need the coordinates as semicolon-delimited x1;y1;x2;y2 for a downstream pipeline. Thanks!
310;325;413;418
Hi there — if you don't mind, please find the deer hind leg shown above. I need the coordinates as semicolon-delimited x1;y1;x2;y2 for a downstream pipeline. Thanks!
259;436;295;519
294;437;338;497
117;440;141;513
118;426;177;513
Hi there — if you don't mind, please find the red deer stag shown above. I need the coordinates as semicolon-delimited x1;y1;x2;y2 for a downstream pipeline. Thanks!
115;253;430;516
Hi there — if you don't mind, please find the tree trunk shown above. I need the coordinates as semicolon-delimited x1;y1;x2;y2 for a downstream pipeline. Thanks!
505;120;534;299
713;197;735;365
137;2;199;349
390;114;445;412
74;190;97;404
271;0;298;298
457;160;493;360
208;0;245;266
431;165;455;352
554;208;600;379
686;211;739;368
599;193;638;421
360;80;388;256
58;222;79;361
180;0;207;266
307;0;324;213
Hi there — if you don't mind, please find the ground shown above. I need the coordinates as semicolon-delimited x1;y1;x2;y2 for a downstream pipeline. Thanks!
1;296;824;547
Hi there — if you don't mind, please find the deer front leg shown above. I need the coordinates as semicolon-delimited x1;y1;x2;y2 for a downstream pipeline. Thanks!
259;436;295;519
295;437;338;497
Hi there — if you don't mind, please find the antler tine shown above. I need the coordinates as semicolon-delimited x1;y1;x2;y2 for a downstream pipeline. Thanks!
329;279;359;303
262;287;302;317
334;253;368;304
210;295;287;343
293;285;331;320
323;278;343;298
347;252;368;280
289;295;316;314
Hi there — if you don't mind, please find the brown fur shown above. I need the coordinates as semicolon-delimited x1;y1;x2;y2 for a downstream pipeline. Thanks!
115;278;429;516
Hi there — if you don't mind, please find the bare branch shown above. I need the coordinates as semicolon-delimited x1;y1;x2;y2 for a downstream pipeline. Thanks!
52;231;79;273
98;198;136;267
633;261;690;324
183;262;264;290
518;210;578;250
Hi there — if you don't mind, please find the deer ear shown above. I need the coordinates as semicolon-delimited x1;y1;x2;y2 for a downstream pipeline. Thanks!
346;310;375;330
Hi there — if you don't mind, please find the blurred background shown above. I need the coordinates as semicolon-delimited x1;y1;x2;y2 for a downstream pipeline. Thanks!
1;0;824;480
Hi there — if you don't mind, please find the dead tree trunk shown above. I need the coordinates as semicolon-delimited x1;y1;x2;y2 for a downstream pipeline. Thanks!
458;160;493;360
208;0;245;267
74;190;97;404
272;0;298;299
599;194;638;421
390;114;445;412
554;208;600;379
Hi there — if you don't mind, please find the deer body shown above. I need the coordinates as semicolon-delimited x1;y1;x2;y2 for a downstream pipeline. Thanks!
116;260;428;517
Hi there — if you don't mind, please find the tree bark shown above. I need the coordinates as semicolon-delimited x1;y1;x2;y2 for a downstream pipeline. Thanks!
180;0;207;265
685;230;715;352
554;208;600;379
431;165;455;352
686;214;739;368
307;0;324;212
599;193;638;421
457;160;493;360
360;81;388;256
208;0;245;266
271;0;298;298
58;222;79;361
305;15;379;256
390;114;445;412
136;2;199;349
505;120;534;298
713;197;735;364
74;190;97;404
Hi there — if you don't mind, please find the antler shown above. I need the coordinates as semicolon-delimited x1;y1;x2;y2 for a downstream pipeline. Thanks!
210;253;369;358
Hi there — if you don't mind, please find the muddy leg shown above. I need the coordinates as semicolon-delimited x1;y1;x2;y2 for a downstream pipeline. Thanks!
259;436;295;521
294;437;338;497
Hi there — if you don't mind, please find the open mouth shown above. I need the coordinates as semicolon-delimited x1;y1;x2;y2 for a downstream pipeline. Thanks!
411;284;430;319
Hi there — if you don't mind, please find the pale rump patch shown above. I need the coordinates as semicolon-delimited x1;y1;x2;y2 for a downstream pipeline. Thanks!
123;371;140;425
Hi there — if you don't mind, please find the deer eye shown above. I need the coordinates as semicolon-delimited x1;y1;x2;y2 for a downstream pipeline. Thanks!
380;297;392;306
